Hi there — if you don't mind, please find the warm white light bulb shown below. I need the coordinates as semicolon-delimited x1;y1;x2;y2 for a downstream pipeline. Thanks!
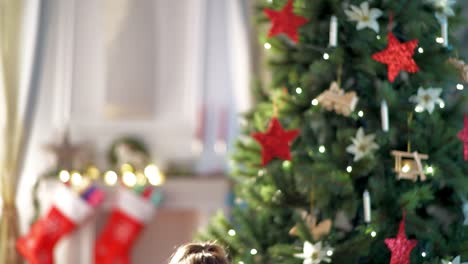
296;87;303;94
311;99;319;106
457;83;464;90
371;231;377;237
59;170;70;183
323;53;330;60
123;172;137;187
120;163;133;173
418;47;424;53
421;252;427;257
71;172;83;186
358;110;364;117
415;105;424;113
264;42;272;49
250;249;258;255
104;171;118;185
376;35;381;40
436;37;444;44
319;145;326;153
346;166;352;173
402;164;411;173
439;101;445;109
228;229;236;236
326;250;333;256
144;164;164;186
426;166;434;174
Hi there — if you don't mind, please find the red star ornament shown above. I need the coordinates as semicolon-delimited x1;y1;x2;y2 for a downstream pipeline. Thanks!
372;32;419;83
252;117;300;166
457;114;468;160
263;0;308;43
384;215;418;264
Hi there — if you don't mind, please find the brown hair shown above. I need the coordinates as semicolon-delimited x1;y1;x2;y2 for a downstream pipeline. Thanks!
168;242;229;264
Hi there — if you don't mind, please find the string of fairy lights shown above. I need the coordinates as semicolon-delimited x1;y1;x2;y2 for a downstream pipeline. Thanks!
57;163;165;189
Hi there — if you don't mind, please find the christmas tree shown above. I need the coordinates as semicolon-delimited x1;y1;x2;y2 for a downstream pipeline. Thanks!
200;0;468;263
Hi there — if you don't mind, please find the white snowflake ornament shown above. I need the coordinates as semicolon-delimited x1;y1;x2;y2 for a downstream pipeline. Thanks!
344;1;383;33
427;0;456;16
442;256;468;264
294;241;333;264
410;87;444;114
346;128;379;162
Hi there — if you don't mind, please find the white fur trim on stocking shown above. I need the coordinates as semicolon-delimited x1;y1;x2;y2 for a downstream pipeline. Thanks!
116;187;155;223
54;184;93;223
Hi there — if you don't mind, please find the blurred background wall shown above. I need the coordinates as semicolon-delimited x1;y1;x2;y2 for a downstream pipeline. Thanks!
16;0;253;256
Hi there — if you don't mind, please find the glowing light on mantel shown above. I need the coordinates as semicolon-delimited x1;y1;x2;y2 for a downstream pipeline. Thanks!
70;172;83;186
122;171;137;187
59;170;70;183
104;170;118;186
144;164;165;186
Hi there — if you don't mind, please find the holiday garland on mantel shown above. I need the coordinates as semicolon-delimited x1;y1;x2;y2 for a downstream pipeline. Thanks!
200;0;468;263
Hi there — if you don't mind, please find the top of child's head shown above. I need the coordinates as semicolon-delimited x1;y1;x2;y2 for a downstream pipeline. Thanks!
169;242;230;264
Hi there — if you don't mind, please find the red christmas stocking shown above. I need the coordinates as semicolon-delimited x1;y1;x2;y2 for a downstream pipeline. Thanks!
95;187;156;264
17;184;93;264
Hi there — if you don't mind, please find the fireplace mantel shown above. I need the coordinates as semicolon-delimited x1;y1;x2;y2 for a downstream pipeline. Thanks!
37;177;230;264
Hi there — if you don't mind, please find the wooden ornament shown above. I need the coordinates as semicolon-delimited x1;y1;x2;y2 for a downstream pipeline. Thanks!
448;58;468;82
289;211;332;240
43;131;90;170
334;210;353;232
391;150;429;181
316;82;359;116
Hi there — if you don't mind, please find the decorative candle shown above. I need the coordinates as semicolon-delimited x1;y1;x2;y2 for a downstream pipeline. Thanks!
363;190;371;223
381;100;389;132
441;15;448;47
329;15;338;47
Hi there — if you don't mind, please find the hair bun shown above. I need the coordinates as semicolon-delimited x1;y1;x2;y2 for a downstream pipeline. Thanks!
169;242;229;264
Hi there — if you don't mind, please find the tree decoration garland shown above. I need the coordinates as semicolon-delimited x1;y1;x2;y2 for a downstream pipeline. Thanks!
263;0;308;43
